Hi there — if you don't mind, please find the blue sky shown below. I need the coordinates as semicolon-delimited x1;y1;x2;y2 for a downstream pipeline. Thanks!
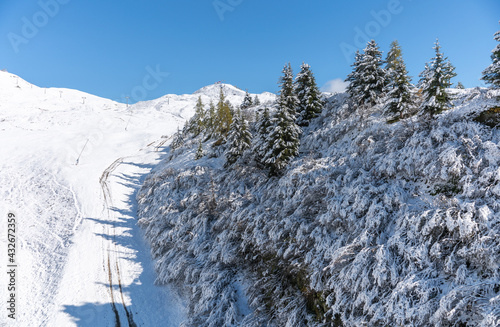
1;0;499;103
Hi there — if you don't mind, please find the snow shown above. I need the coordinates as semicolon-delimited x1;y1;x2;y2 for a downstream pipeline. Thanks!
0;71;272;326
137;84;500;326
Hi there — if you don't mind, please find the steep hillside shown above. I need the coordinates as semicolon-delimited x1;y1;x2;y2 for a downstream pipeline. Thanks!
0;70;278;326
137;88;500;326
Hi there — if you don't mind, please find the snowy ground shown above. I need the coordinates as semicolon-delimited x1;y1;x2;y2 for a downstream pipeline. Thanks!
0;71;266;326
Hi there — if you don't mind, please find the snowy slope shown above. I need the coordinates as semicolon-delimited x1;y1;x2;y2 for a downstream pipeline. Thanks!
137;87;500;326
132;83;276;122
0;71;272;326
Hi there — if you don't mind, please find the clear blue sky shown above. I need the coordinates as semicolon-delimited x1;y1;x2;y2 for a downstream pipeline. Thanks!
1;0;499;103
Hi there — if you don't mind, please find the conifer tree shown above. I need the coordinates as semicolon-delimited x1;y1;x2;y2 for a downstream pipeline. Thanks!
188;96;205;135
195;141;203;160
358;40;387;107
225;100;235;116
215;86;233;138
346;50;364;105
383;41;414;119
481;22;500;88
206;100;216;136
418;39;457;117
171;127;184;150
225;108;252;166
456;82;465;89
241;90;253;109
264;63;301;175
254;95;261;106
252;107;271;163
295;62;324;126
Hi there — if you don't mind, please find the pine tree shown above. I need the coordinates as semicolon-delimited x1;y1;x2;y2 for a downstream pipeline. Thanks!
171;127;184;150
295;62;324;126
481;22;500;88
254;95;261;106
225;108;252;166
456;82;465;89
225;100;235;116
358;40;387;107
188;96;205;135
195;141;203;160
206;100;216;136
383;40;414;119
252;107;271;164
215;86;233;138
264;63;301;175
241;90;253;109
346;50;364;105
418;39;457;117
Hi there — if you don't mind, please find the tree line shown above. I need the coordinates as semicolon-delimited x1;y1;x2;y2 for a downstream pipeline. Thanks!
172;62;324;176
347;24;500;121
174;22;500;175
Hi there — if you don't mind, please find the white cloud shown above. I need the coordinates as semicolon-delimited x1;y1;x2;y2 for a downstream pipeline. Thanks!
321;78;349;94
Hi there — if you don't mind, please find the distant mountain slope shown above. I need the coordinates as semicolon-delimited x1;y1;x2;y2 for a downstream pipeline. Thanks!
137;87;500;327
130;83;276;123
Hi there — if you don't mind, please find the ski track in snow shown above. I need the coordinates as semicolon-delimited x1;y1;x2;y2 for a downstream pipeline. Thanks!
0;72;271;327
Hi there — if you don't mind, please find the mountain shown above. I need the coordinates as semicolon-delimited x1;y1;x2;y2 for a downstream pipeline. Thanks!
0;71;275;326
130;83;276;123
137;86;500;326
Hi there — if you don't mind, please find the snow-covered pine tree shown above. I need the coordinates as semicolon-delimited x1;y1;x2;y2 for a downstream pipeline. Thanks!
188;96;205;135
225;100;235;116
225;108;252;166
295;62;324;126
252;107;271;164
195;141;203;160
170;127;184;150
254;95;261;106
481;22;500;88
456;82;465;89
383;40;414;119
264;63;301;175
206;100;216;137
215;86;233;138
358;40;387;107
346;50;364;106
418;39;457;117
241;90;253;109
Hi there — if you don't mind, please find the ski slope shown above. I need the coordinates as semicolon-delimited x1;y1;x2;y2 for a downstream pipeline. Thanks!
0;71;271;326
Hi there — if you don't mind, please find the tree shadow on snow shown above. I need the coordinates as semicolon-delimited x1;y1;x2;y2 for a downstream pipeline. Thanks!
62;303;116;327
64;155;184;326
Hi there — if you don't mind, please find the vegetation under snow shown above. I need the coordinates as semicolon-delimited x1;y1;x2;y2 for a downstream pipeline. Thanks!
137;86;500;326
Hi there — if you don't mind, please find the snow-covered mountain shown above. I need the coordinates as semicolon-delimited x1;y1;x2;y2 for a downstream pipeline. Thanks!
137;87;500;326
131;83;276;122
0;71;275;327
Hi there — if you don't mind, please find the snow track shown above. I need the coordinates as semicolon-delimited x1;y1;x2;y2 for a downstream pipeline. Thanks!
100;156;137;327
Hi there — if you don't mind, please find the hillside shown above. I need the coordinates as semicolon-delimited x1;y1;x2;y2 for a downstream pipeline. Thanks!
0;71;274;326
137;87;500;326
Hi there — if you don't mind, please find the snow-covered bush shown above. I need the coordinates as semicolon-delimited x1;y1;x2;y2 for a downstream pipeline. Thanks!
137;88;500;327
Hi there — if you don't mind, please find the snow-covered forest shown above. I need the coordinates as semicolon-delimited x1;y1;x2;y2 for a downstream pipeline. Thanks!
136;30;500;326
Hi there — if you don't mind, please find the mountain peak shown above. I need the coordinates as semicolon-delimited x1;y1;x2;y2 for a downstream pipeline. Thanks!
193;83;246;98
